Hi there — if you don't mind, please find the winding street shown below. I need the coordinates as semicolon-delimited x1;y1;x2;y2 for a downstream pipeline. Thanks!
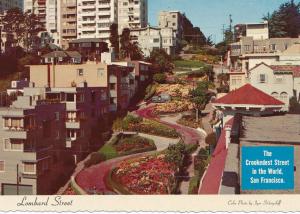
75;105;206;194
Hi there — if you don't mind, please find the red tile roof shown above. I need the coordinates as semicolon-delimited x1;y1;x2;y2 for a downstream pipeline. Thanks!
213;84;285;106
270;65;300;77
199;118;234;194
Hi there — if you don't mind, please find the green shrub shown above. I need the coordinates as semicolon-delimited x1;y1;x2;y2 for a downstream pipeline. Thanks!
123;114;143;124
184;143;199;154
134;119;179;138
99;144;118;160
205;132;217;146
84;152;106;168
188;174;200;194
144;83;157;100
153;73;167;84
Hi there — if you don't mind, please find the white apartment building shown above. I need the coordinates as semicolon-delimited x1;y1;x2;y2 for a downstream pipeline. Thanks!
158;11;183;40
131;26;176;57
0;0;23;12
77;0;117;43
118;0;148;34
46;0;59;45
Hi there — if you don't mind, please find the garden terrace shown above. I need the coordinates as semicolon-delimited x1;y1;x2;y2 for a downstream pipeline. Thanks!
113;115;180;139
83;133;157;168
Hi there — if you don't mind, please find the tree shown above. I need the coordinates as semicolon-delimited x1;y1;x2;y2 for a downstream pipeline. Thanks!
2;8;25;47
2;8;44;51
263;0;300;38
109;23;119;57
148;49;174;73
153;73;167;83
119;28;143;60
23;12;45;51
189;81;210;122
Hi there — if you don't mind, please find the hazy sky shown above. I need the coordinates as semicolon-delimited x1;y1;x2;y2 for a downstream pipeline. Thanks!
148;0;296;43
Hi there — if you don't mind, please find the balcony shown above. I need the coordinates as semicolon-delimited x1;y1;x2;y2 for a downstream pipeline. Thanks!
22;173;37;179
4;127;28;139
66;120;80;129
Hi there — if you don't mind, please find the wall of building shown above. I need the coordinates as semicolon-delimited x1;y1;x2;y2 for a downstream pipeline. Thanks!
30;63;109;88
248;64;293;109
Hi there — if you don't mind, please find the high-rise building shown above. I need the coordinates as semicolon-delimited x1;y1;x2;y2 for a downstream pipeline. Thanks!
118;0;148;34
77;0;117;44
0;0;23;12
58;0;77;49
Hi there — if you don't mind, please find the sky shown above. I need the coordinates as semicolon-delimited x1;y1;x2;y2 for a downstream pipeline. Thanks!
149;0;297;43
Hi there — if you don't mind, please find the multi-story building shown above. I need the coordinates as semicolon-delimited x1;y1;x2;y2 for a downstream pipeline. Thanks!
58;0;77;49
0;81;109;195
68;38;108;62
158;11;183;40
29;62;133;112
118;0;148;34
131;26;176;56
234;21;269;41
0;87;69;195
0;0;23;12
77;0;117;44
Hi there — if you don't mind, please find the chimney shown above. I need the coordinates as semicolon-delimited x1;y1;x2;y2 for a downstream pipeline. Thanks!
225;125;232;149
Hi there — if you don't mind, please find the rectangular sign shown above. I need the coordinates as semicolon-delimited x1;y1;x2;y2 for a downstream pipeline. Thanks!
241;146;294;191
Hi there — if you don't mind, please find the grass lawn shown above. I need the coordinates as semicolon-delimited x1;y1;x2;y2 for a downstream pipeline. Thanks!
98;144;118;160
173;60;206;68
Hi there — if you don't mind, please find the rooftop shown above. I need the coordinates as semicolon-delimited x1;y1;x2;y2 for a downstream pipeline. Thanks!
241;114;300;144
213;84;285;106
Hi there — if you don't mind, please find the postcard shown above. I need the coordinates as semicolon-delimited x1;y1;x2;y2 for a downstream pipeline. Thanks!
0;0;299;212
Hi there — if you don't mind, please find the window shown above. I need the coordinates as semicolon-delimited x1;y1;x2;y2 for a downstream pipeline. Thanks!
0;161;4;172
259;74;266;83
55;112;60;121
3;139;23;151
23;162;36;174
271;92;279;99
280;92;288;103
97;68;105;77
77;69;84;76
153;38;160;43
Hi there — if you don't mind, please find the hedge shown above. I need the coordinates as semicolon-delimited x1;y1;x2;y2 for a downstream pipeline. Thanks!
144;83;158;100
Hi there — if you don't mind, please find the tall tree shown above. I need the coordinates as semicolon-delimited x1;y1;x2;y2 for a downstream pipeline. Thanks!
2;8;44;51
2;8;25;47
189;81;210;122
263;0;300;38
148;49;174;73
119;28;143;60
109;23;119;57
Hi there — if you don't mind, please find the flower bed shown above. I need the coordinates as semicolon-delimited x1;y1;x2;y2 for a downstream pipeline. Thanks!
99;134;157;161
114;135;156;155
110;155;177;194
154;100;194;114
113;115;180;139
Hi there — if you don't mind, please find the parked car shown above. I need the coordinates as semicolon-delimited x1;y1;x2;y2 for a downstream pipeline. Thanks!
151;93;171;103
